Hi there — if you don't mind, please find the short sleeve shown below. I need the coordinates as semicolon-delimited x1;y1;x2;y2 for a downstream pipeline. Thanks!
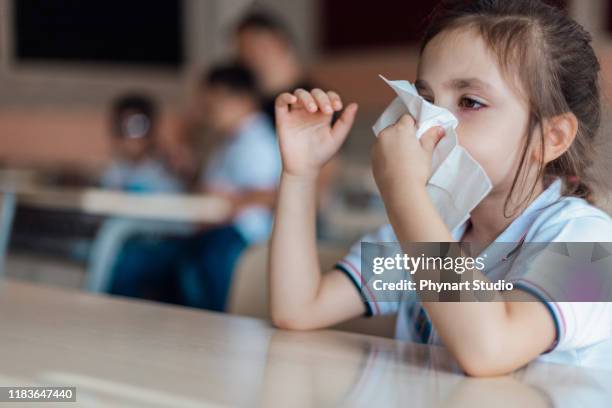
335;224;403;317
228;132;281;190
202;120;281;192
507;215;612;351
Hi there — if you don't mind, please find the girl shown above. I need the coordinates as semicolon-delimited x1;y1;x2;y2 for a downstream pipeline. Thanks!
268;0;612;376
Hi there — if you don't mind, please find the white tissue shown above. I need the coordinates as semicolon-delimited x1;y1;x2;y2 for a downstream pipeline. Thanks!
372;75;492;231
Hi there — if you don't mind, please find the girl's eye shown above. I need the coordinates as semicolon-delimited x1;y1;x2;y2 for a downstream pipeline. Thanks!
418;92;434;104
459;97;486;110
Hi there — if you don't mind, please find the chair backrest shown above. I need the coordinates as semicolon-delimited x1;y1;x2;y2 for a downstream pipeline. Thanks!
227;243;396;338
226;244;270;318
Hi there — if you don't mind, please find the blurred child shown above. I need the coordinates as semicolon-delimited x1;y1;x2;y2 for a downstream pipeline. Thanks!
110;63;281;311
178;62;281;310
234;10;339;220
234;11;314;127
268;0;612;376
101;93;184;193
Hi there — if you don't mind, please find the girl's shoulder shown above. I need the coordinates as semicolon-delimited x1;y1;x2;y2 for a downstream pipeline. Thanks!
527;195;612;242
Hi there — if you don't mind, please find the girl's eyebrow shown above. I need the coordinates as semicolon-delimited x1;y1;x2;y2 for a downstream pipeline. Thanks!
415;78;496;94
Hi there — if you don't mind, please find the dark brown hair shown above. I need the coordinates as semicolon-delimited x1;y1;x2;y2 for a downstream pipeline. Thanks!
420;0;602;215
235;10;295;46
111;93;157;139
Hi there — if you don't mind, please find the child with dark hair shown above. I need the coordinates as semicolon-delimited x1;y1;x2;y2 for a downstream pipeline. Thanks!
179;62;281;310
234;10;314;126
269;0;612;376
234;11;340;227
110;63;281;312
101;93;184;193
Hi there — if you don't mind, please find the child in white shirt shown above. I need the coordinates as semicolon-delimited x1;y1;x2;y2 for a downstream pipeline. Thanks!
101;93;184;193
268;0;612;376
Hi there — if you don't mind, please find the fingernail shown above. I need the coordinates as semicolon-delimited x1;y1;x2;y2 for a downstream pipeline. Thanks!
324;106;333;114
437;127;445;137
309;104;317;111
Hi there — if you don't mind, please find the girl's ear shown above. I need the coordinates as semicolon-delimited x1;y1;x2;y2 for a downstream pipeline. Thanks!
536;112;578;163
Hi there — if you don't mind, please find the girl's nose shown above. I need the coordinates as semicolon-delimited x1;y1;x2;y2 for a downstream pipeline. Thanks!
432;100;457;117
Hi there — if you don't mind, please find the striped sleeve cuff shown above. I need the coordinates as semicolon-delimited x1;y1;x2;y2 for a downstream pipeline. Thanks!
511;279;565;353
335;260;379;317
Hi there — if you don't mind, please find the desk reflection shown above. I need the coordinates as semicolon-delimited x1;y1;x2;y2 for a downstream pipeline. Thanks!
1;280;610;407
259;330;611;408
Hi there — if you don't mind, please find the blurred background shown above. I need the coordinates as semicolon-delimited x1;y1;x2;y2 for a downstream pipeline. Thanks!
0;0;611;300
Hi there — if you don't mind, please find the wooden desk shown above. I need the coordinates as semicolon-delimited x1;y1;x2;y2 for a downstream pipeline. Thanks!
0;169;231;224
14;186;231;223
0;279;610;407
0;170;232;278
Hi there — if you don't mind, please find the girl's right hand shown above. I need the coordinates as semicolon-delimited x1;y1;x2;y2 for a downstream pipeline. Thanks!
275;89;358;178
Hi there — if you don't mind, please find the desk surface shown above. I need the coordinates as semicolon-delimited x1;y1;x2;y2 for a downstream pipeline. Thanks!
0;280;610;407
1;169;231;223
14;186;231;223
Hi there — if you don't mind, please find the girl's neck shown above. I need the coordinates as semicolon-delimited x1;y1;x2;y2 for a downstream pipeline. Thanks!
462;179;544;253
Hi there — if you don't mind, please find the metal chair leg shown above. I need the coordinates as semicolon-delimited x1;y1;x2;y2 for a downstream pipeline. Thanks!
0;192;17;279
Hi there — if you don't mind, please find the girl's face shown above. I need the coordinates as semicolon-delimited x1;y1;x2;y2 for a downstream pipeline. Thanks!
416;28;534;196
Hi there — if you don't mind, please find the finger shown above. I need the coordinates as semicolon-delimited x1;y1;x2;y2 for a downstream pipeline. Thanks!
294;89;318;112
327;91;343;111
420;126;445;154
311;88;333;114
275;92;298;115
396;113;416;128
331;103;359;142
377;113;415;139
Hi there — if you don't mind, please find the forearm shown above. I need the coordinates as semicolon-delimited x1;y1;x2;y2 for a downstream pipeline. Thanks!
268;172;321;325
240;189;278;209
382;183;452;243
383;185;488;357
384;186;554;375
423;298;555;376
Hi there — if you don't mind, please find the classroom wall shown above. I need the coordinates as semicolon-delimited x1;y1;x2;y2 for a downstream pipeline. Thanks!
0;108;181;172
1;0;612;179
0;0;315;172
3;44;612;166
0;0;315;110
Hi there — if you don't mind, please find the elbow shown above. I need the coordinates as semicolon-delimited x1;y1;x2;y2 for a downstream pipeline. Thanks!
452;340;518;378
459;359;507;378
270;312;297;330
270;309;315;331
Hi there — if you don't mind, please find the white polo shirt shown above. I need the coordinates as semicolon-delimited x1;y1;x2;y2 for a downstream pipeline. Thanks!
336;178;612;369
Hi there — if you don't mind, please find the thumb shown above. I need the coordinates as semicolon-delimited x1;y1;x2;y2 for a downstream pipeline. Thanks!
331;103;359;142
274;93;298;127
420;126;445;155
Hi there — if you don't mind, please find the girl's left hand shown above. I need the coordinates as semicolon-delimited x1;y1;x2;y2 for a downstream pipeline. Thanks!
371;113;445;199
